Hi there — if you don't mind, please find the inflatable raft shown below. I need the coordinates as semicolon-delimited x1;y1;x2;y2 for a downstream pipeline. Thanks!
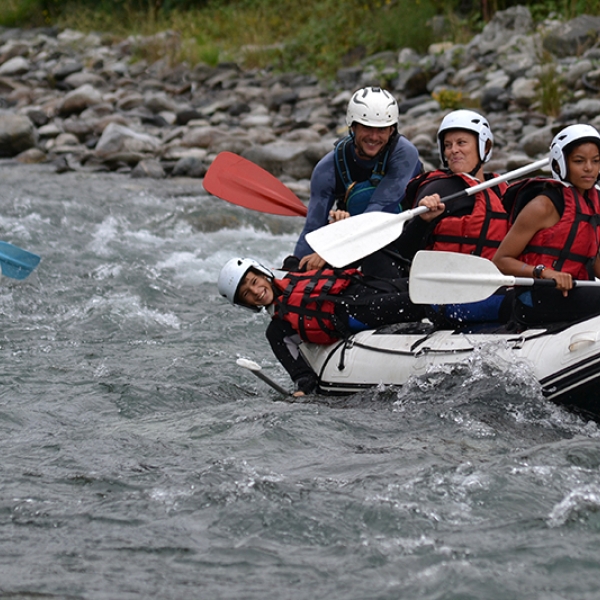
300;317;600;418
300;252;600;420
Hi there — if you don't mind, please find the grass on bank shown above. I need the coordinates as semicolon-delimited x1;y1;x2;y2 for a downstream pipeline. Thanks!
2;0;600;81
0;0;507;78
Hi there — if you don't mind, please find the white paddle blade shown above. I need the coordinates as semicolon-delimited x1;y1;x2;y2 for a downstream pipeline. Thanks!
305;209;423;268
409;251;517;304
236;357;261;371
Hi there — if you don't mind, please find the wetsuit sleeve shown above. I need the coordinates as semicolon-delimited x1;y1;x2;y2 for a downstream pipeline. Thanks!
265;318;318;393
392;177;464;260
293;151;337;259
414;176;468;209
364;136;423;214
393;216;430;261
541;183;565;216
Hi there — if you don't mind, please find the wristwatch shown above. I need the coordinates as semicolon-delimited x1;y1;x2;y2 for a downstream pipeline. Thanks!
533;264;546;279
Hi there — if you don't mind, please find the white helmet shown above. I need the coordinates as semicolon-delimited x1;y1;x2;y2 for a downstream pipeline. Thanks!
549;124;600;181
437;109;493;167
346;87;399;128
217;257;273;312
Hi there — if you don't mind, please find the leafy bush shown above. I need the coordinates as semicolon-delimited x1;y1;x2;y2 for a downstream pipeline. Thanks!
534;52;568;116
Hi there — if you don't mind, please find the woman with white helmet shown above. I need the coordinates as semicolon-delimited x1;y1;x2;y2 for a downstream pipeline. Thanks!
493;123;600;325
291;86;422;273
217;256;425;396
398;109;509;261
393;109;513;325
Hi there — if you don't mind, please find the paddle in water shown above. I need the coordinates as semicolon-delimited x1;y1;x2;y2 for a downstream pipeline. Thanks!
236;358;292;397
305;158;550;268
0;241;41;280
408;250;600;304
203;152;307;217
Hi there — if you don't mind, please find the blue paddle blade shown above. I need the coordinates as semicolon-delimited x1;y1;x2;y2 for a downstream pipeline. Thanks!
0;241;41;280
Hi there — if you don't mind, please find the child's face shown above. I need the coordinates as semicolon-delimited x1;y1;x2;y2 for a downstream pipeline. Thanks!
238;271;274;308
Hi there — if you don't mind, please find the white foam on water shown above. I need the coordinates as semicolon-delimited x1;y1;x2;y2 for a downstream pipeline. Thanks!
123;228;167;246
88;215;122;256
91;263;123;279
84;291;181;329
548;485;600;527
156;225;297;285
0;211;48;242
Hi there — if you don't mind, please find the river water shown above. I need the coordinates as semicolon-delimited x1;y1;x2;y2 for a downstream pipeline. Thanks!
1;159;600;599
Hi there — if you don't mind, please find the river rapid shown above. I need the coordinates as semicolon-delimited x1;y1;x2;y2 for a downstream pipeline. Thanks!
1;160;600;599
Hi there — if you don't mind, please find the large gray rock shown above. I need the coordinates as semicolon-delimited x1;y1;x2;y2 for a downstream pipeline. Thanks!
520;125;554;157
58;84;103;116
63;71;107;89
0;114;37;157
95;122;161;155
131;158;165;178
468;5;533;55
172;156;207;178
0;56;30;76
543;15;600;57
242;141;316;180
181;126;227;148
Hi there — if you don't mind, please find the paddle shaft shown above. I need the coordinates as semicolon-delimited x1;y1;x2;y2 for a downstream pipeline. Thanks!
236;358;291;397
251;369;291;396
306;158;550;268
406;157;550;220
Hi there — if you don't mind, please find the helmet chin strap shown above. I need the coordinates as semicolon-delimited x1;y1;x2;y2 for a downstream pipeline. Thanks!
469;158;483;178
469;145;492;178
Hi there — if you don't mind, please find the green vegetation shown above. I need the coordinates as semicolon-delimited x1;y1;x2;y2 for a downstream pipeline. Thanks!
432;88;464;110
534;51;568;117
1;0;600;79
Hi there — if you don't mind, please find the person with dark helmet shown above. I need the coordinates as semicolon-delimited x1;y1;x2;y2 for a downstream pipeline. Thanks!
493;123;600;325
291;86;422;273
217;257;426;396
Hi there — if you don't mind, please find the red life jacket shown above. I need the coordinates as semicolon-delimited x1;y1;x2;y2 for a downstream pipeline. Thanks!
273;269;360;344
404;170;509;259
505;178;600;280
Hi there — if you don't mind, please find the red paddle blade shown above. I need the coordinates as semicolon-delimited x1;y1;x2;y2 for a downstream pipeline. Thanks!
203;152;307;217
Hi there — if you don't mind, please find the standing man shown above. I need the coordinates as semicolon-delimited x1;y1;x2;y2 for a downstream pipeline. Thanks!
292;87;422;272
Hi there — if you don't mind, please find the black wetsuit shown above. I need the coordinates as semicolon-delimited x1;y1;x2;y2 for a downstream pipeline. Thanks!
265;275;424;394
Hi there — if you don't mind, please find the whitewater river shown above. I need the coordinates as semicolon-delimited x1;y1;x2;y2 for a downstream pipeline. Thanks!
1;159;600;599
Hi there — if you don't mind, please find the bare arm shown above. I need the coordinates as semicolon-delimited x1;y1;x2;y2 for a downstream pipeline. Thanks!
593;255;600;279
493;194;573;293
299;252;326;271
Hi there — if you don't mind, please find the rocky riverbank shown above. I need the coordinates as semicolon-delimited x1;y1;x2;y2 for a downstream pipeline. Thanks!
1;5;600;199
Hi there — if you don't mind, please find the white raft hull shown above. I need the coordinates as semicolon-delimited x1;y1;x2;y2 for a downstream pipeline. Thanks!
299;317;600;418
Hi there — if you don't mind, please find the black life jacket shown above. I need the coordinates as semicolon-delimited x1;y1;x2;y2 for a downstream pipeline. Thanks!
333;133;400;215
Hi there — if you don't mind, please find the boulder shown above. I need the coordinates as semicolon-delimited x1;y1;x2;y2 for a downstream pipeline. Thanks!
543;15;600;58
58;84;103;116
95;122;161;156
0;113;37;157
